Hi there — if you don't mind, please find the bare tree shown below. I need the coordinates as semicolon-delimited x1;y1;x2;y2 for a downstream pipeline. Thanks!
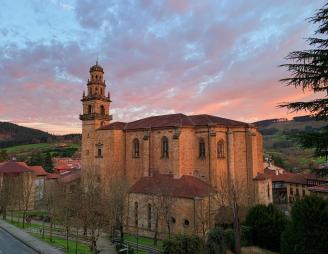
19;172;35;228
103;176;128;240
141;187;176;245
80;169;108;253
213;173;248;254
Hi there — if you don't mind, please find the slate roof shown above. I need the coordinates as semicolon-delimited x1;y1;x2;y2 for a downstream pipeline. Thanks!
129;174;215;199
99;113;249;131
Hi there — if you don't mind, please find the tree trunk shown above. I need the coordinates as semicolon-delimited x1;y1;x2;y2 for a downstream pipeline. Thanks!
50;220;53;242
42;219;45;239
232;200;241;254
75;227;79;254
22;210;26;228
154;216;159;246
66;226;69;251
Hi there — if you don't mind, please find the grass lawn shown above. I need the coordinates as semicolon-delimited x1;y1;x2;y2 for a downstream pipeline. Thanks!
5;218;41;230
2;143;51;153
241;246;279;254
32;233;92;254
124;233;163;249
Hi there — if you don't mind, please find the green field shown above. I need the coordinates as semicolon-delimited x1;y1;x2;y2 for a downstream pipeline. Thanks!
2;143;52;153
32;233;91;254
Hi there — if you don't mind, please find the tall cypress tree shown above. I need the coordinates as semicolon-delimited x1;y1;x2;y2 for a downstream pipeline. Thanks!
280;3;328;118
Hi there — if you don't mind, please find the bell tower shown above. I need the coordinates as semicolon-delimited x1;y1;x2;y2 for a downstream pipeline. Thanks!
80;62;112;170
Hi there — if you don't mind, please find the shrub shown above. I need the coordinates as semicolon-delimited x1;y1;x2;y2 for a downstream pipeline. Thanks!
245;204;287;252
205;227;226;254
281;196;328;254
163;234;202;254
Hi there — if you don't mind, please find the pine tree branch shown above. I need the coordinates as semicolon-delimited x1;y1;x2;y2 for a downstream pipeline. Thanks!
278;99;328;119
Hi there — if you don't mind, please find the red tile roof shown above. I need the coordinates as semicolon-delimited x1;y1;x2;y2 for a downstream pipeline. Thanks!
129;174;214;199
59;171;81;184
308;184;328;193
29;166;47;176
269;172;307;185
99;113;249;131
0;161;32;174
46;173;60;180
254;172;270;181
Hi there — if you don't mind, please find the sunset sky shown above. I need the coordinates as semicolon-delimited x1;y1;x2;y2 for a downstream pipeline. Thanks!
0;0;325;134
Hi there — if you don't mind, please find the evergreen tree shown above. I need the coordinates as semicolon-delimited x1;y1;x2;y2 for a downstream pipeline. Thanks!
244;204;287;252
280;3;328;119
281;196;328;254
0;150;8;162
29;152;43;166
43;152;53;173
280;2;328;174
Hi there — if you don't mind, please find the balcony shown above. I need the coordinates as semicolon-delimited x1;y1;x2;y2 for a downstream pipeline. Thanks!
79;113;113;121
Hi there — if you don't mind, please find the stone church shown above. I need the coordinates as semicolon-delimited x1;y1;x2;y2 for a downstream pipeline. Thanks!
80;63;271;237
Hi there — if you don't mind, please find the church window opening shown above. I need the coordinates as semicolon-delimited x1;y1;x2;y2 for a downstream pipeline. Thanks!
134;202;138;227
217;140;225;158
199;138;206;158
147;203;151;229
171;217;176;224
97;148;102;158
88;105;92;114
184;219;190;227
100;88;103;95
161;136;169;158
133;138;140;158
100;105;105;115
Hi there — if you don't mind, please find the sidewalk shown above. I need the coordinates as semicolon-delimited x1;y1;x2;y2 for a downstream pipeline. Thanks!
97;234;117;254
0;219;63;254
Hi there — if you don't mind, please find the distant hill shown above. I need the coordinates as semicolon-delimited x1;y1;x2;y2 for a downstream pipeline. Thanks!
254;116;327;171
0;122;81;148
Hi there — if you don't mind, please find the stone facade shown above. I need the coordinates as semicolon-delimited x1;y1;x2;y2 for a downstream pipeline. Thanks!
80;64;272;236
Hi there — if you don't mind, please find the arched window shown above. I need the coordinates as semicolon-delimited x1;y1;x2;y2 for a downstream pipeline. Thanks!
88;105;92;114
147;203;151;229
133;138;140;158
217;140;225;158
100;88;103;95
199;138;206;158
100;105;105;115
161;136;169;158
134;202;138;227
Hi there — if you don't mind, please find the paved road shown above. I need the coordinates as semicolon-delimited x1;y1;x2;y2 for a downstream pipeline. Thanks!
0;228;37;254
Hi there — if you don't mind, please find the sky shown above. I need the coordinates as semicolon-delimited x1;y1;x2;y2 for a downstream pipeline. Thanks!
0;0;325;134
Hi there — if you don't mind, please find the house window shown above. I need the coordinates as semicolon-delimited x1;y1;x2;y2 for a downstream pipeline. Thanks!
290;187;293;195
133;138;140;158
161;136;169;158
302;189;306;196
267;183;270;199
134;202;138;227
217;140;225;158
147;204;151;229
88;105;92;114
296;188;299;196
199;138;206;158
